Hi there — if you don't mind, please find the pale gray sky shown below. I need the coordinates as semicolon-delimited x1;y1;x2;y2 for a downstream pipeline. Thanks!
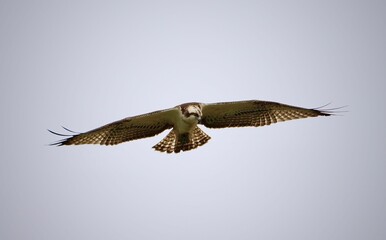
1;0;385;239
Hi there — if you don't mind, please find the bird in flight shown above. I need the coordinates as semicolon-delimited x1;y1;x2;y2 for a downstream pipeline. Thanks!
49;100;337;153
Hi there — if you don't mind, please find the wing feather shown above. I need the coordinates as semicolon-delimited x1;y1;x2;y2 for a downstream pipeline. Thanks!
50;108;178;146
200;100;332;128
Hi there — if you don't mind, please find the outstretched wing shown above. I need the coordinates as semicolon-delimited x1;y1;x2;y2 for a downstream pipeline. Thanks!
49;108;179;146
200;100;333;128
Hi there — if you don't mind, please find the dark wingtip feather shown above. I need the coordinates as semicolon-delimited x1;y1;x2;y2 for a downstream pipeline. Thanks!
48;127;79;146
61;126;80;134
313;104;348;116
47;129;72;137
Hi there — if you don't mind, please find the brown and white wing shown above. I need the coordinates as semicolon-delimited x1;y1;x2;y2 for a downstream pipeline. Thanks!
200;100;333;129
49;108;179;146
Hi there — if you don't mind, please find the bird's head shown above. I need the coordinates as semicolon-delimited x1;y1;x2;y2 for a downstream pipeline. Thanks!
180;103;202;123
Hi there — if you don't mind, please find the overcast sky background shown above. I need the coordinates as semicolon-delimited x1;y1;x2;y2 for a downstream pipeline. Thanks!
1;0;385;239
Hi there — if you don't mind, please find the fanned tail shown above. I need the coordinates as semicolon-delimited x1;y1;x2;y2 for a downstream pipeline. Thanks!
153;127;211;153
153;130;177;153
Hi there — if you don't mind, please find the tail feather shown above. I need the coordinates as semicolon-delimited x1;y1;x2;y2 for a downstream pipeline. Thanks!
153;127;211;153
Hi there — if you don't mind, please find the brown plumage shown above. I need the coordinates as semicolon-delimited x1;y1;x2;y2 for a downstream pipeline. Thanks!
49;100;338;153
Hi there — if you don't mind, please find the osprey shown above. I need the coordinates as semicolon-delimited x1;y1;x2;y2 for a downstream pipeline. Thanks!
49;100;337;153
